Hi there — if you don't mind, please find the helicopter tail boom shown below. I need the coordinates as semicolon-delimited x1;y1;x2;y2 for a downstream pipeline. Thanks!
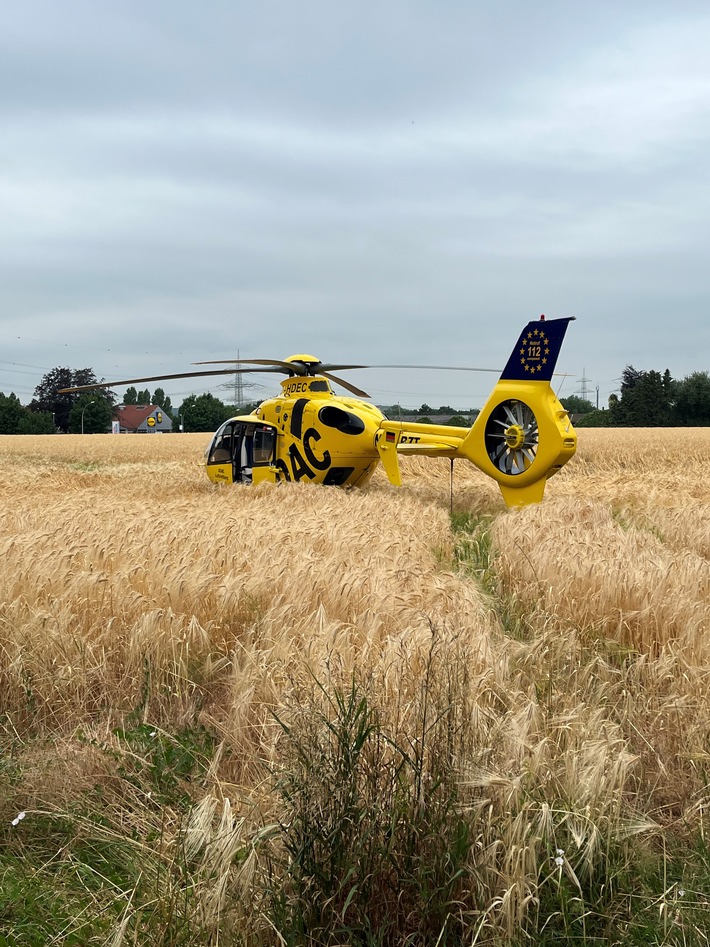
376;421;469;485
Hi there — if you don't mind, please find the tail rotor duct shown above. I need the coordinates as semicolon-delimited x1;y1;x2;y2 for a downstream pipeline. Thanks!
484;399;539;475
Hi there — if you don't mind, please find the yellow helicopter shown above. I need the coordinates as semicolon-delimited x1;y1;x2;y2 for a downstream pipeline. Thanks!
61;316;577;507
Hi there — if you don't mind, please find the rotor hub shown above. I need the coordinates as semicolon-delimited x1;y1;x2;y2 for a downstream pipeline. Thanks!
504;424;525;450
284;354;321;375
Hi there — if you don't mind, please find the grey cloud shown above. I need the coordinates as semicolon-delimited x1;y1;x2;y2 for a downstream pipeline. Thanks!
1;1;709;409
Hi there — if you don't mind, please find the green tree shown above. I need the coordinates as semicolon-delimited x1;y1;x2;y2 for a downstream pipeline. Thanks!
673;372;710;425
176;393;232;432
30;368;115;433
608;366;674;426
152;387;173;417
68;394;113;434
17;409;55;434
137;388;151;404
0;392;24;434
123;387;138;405
560;395;595;415
447;415;469;426
574;409;610;427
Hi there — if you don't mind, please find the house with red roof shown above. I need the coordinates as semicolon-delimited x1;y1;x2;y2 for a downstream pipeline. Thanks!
114;405;173;433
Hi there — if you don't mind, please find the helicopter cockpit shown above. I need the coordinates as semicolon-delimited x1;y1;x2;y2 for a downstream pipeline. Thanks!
205;418;279;485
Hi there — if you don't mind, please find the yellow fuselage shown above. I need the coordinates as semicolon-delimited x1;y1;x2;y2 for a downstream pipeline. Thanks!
204;373;576;507
204;377;384;488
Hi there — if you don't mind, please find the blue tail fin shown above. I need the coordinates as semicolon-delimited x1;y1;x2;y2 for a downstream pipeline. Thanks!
500;316;575;382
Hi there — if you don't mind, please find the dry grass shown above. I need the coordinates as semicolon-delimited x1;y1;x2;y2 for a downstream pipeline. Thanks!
1;429;709;943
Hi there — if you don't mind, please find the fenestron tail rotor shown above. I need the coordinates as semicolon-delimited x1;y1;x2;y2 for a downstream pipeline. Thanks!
484;399;539;475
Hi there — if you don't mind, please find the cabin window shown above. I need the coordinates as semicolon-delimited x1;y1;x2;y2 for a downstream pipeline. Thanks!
318;405;366;436
253;427;276;465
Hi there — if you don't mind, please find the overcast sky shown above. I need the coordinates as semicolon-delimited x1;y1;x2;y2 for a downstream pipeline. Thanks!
2;0;709;411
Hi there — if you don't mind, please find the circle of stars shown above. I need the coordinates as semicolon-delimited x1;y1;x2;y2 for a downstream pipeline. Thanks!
519;328;550;374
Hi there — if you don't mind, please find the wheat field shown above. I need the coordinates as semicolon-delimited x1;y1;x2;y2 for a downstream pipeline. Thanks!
1;428;709;944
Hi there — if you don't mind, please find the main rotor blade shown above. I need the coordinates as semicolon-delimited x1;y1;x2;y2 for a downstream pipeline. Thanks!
195;358;370;375
365;364;572;378
174;357;372;396
194;358;301;372
321;372;370;398
193;357;516;377
368;364;502;373
57;366;281;394
311;363;368;372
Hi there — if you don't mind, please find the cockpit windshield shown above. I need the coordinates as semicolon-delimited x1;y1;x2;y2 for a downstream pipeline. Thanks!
206;422;233;464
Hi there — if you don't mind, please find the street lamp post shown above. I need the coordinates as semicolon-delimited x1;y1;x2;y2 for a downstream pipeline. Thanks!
81;401;96;435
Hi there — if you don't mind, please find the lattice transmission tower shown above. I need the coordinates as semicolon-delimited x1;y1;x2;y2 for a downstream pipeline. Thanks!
578;368;593;403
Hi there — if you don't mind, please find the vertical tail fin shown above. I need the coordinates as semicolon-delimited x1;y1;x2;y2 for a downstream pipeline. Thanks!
501;316;576;381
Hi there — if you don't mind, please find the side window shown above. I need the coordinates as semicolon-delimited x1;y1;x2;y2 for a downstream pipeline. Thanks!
208;423;235;464
252;427;276;465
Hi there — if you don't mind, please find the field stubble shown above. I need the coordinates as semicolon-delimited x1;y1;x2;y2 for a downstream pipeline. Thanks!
1;429;709;945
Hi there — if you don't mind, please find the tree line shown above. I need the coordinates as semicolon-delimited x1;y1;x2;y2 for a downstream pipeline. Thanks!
1;364;709;434
562;368;710;427
0;367;261;434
